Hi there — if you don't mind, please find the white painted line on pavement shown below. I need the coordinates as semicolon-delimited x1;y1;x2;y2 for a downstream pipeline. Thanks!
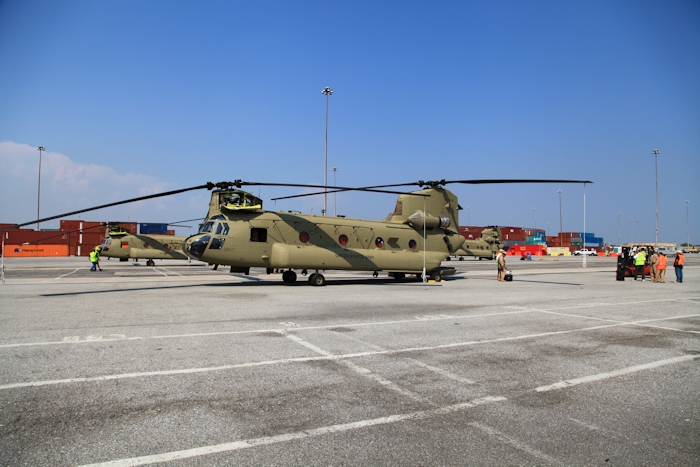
535;354;700;392
77;396;507;467
0;322;626;390
54;267;86;279
468;422;565;467
406;358;477;385
284;333;431;404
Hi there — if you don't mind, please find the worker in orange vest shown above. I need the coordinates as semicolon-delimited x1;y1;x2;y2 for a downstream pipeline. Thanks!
656;252;668;283
673;251;684;283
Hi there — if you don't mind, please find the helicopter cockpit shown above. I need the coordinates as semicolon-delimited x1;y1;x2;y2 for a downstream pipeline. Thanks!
218;190;262;211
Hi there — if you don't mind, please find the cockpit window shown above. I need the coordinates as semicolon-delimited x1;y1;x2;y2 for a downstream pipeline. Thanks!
215;223;223;235
222;223;229;235
200;221;214;233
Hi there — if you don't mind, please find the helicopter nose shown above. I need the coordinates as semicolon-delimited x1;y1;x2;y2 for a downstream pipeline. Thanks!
185;234;210;260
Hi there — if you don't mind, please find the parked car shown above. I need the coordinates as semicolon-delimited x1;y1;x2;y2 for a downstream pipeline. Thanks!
572;248;597;256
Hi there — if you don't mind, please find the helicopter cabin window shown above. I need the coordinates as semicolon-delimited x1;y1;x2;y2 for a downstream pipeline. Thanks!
210;237;225;250
250;228;267;242
200;221;215;233
299;231;310;243
409;239;417;250
121;241;129;249
338;234;348;246
375;237;384;248
215;222;229;235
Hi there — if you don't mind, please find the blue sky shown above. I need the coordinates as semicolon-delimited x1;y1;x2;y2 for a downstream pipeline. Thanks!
1;0;698;244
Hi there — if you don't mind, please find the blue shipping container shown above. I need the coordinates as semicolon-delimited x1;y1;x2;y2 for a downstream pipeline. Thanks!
140;223;168;234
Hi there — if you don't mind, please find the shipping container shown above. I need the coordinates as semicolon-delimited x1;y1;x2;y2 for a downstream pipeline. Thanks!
4;244;69;257
505;244;548;256
5;230;70;245
140;223;168;234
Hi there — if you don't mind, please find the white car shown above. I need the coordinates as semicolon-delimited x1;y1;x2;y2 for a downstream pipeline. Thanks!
572;248;597;256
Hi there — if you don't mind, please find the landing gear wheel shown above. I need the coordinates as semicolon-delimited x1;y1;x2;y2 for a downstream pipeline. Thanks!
146;260;155;266
282;270;297;283
310;273;326;286
392;272;405;280
429;271;441;281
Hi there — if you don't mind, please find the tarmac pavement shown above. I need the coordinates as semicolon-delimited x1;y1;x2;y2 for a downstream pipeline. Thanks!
0;255;698;466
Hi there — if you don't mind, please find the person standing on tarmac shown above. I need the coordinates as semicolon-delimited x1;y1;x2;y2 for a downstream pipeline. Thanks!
649;249;659;282
656;252;667;283
673;251;684;283
633;247;647;281
496;249;507;282
89;247;102;272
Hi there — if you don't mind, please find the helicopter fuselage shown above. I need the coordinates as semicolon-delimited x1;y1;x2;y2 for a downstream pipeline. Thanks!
185;211;453;272
99;233;188;262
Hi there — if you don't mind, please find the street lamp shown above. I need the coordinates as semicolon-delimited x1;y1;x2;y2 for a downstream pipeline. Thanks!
630;217;634;243
467;206;471;226
532;207;535;229
508;216;512;226
617;213;621;246
321;86;333;216
36;146;44;230
557;189;563;235
332;167;338;217
653;149;660;246
686;200;690;248
637;219;640;243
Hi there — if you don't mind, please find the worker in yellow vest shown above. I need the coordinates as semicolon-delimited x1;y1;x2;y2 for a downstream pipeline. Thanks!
89;247;102;272
633;247;647;281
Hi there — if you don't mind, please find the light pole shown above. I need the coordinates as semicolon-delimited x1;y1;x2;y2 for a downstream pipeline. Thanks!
630;217;634;243
508;216;512;226
653;149;660;246
321;86;333;216
557;189;563;236
686;200;690;248
617;213;621;246
532;208;535;229
332;167;337;217
36;146;44;230
467;206;471;226
637;219;640;243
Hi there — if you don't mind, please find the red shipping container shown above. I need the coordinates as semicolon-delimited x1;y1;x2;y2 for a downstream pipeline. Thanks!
506;245;548;256
5;244;69;257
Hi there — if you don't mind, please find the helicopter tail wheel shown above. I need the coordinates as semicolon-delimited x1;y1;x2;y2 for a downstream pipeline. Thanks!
310;273;326;286
372;271;379;278
146;260;155;267
301;269;308;276
282;270;297;283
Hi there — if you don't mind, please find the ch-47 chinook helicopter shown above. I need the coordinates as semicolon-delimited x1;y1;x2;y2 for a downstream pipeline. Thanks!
98;224;189;266
3;178;592;285
182;179;592;285
452;226;502;260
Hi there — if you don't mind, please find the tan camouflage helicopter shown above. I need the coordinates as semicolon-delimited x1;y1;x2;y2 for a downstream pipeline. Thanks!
98;224;189;266
4;178;591;285
452;226;502;261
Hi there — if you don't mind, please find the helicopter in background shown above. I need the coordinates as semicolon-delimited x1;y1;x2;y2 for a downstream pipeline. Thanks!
5;178;592;285
98;224;189;266
451;226;502;260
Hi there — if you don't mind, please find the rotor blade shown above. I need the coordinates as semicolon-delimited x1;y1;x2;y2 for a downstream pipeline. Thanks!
3;183;212;232
270;185;426;201
241;181;421;196
443;179;593;185
270;179;593;201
